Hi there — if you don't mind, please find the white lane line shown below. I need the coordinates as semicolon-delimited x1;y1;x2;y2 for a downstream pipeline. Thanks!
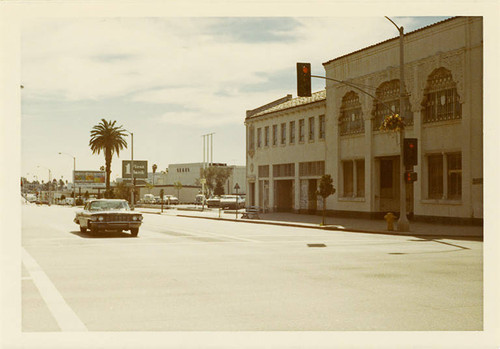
22;248;88;332
161;225;260;243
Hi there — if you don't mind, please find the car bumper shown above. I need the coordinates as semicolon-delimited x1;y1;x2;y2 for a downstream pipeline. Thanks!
90;222;142;230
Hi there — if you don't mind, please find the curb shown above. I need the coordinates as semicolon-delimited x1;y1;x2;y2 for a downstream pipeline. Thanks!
139;210;483;241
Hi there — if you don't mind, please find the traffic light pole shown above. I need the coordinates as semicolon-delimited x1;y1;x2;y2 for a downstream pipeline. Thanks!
388;17;409;232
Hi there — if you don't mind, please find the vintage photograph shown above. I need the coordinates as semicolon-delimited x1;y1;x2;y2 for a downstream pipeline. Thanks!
2;1;497;348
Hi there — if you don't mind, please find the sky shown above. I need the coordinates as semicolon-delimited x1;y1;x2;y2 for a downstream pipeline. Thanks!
20;16;452;184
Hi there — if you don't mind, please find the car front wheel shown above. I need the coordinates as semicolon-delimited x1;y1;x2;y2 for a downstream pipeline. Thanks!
130;228;139;237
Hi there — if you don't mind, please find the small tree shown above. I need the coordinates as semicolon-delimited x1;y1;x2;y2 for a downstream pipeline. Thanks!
174;181;183;200
200;167;231;197
317;174;336;226
214;181;225;196
159;188;164;212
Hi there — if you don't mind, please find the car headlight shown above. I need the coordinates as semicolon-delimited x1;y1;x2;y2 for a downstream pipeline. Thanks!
132;216;137;221
98;216;104;221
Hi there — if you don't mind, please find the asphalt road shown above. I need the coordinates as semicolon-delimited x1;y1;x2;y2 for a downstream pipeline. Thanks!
21;204;483;332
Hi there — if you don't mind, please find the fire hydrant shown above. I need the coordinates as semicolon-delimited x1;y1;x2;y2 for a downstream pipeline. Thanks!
384;212;396;231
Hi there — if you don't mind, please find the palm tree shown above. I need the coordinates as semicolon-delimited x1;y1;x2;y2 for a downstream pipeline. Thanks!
89;119;128;196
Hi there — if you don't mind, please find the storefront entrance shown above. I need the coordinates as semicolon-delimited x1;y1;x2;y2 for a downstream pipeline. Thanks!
274;180;294;212
376;156;414;215
378;157;400;213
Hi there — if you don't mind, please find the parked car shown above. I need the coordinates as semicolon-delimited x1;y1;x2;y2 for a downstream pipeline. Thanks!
74;199;143;237
195;194;206;205
206;196;221;208
163;195;179;205
143;194;155;204
219;195;245;210
154;196;162;204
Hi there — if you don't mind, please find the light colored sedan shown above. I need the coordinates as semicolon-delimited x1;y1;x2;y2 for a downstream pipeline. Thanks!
163;195;179;205
74;199;143;237
219;195;245;210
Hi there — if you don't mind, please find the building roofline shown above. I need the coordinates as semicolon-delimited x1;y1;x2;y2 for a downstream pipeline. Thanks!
246;94;293;118
323;16;459;66
245;90;326;121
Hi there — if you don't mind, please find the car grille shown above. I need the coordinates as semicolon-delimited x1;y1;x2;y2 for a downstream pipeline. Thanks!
105;214;130;222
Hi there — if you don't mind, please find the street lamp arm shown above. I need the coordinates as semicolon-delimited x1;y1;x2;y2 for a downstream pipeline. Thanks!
384;16;400;31
311;75;397;117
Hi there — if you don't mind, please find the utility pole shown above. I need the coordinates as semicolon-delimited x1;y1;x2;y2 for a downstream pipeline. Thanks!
386;16;409;232
201;132;215;198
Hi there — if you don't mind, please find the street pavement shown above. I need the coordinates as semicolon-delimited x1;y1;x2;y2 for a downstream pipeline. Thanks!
14;203;486;348
138;205;483;239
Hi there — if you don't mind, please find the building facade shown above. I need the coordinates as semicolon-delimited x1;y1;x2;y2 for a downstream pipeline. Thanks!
245;17;483;223
245;91;327;212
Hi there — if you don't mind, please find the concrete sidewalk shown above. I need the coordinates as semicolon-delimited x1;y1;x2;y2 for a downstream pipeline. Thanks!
137;206;483;240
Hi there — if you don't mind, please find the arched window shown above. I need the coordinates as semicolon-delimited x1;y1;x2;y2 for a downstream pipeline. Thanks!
372;80;413;130
339;91;364;136
421;67;461;123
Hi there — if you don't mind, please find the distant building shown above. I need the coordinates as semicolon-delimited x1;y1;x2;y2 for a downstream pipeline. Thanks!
245;17;483;223
117;162;246;202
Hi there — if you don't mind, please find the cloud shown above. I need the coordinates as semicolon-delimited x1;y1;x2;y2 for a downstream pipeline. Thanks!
21;17;449;127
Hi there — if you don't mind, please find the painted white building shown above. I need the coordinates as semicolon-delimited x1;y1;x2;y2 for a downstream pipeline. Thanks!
245;17;483;224
136;162;246;202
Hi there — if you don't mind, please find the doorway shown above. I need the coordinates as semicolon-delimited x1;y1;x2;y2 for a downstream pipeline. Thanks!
248;182;255;206
378;157;400;213
274;180;294;212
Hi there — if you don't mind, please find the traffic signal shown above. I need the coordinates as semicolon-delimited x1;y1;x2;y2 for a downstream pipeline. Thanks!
297;62;311;97
405;171;418;183
404;138;418;167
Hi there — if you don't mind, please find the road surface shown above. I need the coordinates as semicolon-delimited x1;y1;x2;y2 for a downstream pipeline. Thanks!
21;204;482;332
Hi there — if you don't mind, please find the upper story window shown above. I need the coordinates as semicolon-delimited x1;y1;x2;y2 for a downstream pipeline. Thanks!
372;80;413;130
281;123;286;145
422;67;462;123
264;126;269;146
308;117;315;141
339;91;364;135
299;119;305;142
257;128;262;148
339;91;365;136
319;115;325;139
272;125;278;146
248;127;255;151
290;121;296;144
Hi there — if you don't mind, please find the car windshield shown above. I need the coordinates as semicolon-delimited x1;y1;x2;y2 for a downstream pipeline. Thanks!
89;200;129;211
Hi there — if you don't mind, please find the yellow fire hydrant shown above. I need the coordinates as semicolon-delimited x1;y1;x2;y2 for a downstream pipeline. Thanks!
384;212;396;231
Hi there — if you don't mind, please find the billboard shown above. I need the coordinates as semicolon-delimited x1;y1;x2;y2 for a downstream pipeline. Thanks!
74;170;106;188
122;160;148;179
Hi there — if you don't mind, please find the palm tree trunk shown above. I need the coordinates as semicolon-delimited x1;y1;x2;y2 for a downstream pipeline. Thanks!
105;149;112;195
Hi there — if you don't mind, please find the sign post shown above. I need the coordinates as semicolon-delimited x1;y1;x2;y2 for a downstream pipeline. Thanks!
234;183;240;220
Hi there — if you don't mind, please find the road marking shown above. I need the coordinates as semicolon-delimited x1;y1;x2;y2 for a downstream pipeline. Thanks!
22;247;88;332
164;225;260;243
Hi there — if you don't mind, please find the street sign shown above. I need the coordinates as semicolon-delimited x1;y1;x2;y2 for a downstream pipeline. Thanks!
74;170;106;188
122;160;148;178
